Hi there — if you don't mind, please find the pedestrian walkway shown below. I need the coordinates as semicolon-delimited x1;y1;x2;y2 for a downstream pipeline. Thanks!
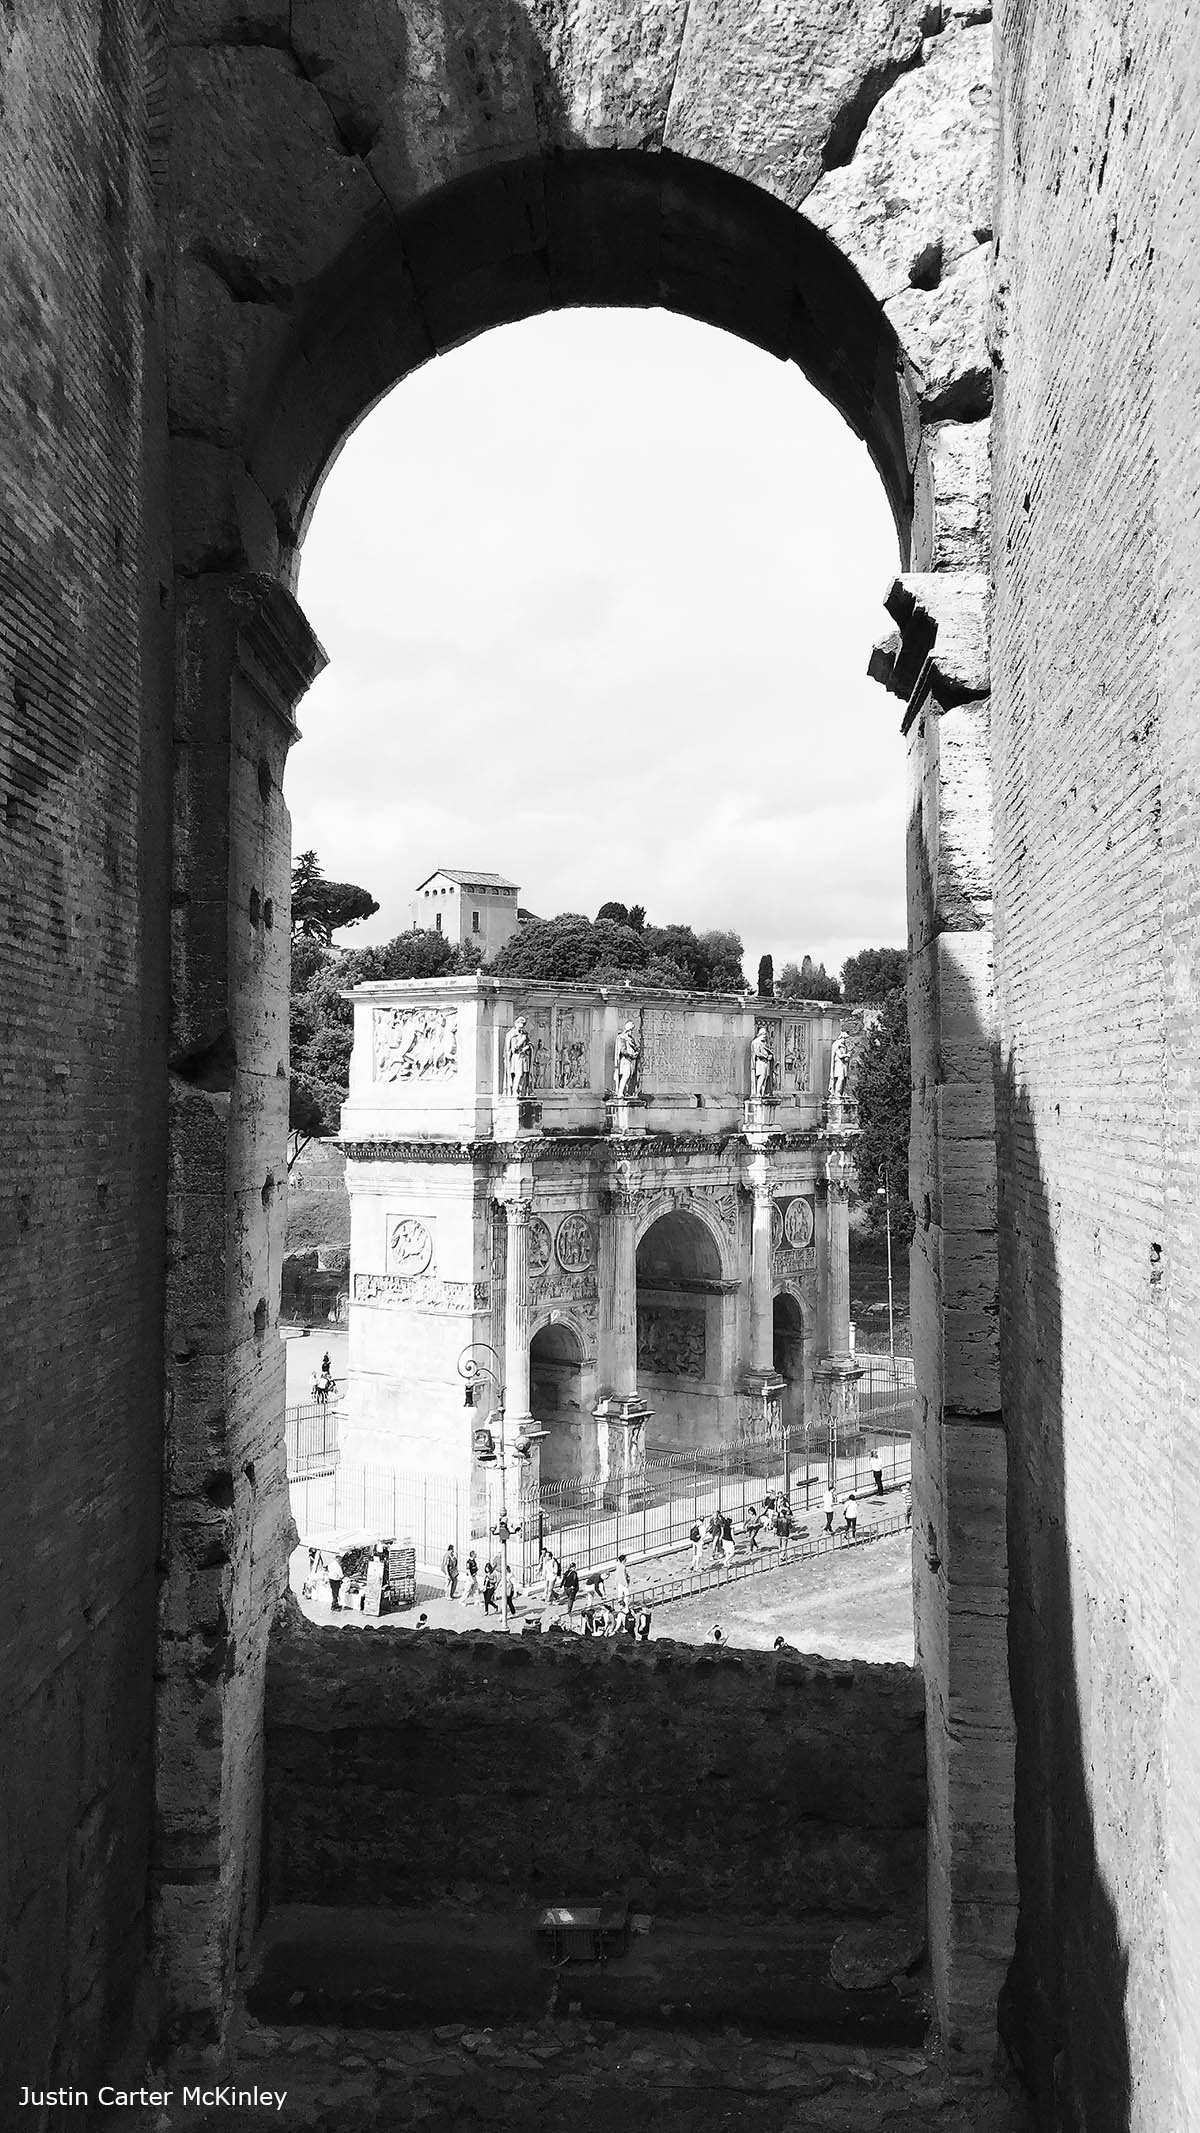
638;1509;910;1611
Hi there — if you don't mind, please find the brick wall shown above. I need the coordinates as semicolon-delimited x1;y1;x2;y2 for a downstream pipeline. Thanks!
267;1616;925;1928
0;0;171;2086
993;4;1200;2124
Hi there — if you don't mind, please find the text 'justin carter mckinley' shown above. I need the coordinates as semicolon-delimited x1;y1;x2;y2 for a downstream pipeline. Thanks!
19;2089;288;2111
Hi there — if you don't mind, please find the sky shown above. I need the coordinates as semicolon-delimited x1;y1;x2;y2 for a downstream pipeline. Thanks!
289;306;905;981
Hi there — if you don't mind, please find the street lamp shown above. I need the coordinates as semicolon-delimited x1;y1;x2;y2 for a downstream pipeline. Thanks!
458;1341;545;1633
876;1167;895;1359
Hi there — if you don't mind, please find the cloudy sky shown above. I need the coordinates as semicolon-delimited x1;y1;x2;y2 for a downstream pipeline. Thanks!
289;306;905;980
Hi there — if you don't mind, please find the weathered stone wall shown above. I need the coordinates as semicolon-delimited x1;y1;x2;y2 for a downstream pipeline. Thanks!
992;4;1200;2125
156;0;1000;2055
267;1615;924;1925
0;0;172;2087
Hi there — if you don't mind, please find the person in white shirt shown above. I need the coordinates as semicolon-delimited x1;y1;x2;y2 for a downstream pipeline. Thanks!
823;1485;836;1535
325;1552;344;1609
843;1493;858;1541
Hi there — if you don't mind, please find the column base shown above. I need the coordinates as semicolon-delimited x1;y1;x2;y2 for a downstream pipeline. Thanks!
744;1097;780;1132
606;1098;647;1136
494;1097;543;1136
736;1369;787;1443
593;1396;652;1511
813;1356;864;1476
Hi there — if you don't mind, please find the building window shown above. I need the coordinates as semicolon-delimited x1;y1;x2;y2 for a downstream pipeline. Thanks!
472;910;480;933
436;912;442;933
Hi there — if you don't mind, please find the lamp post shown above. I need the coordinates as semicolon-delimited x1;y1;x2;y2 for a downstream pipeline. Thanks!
876;1168;895;1359
458;1341;545;1634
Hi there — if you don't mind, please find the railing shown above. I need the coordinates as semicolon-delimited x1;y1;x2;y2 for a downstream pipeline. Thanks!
285;1399;341;1475
289;1459;470;1572
640;1509;911;1610
857;1354;916;1426
535;1431;911;1577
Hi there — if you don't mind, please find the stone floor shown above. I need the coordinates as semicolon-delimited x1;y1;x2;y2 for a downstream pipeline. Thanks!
162;2012;1028;2132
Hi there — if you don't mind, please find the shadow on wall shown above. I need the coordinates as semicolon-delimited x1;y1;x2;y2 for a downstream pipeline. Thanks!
997;1063;1131;2133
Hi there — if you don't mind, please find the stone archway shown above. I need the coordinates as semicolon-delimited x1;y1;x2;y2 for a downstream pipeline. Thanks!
530;1319;588;1484
158;5;1007;2065
635;1208;730;1450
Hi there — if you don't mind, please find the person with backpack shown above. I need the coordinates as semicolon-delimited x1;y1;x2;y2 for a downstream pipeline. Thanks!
775;1499;794;1564
689;1520;703;1572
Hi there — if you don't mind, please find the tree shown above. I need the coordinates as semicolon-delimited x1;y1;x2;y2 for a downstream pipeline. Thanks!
757;953;774;997
486;910;744;989
487;914;649;982
852;986;913;1238
841;945;907;1004
291;849;379;945
287;1073;328;1170
778;954;842;1002
596;899;646;932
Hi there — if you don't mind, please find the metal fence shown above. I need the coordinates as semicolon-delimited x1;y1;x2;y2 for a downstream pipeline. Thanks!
857;1354;916;1430
284;1399;341;1475
535;1430;911;1577
289;1459;470;1571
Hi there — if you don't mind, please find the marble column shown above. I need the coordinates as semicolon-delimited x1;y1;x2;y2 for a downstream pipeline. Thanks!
814;1171;861;1480
826;1177;853;1358
750;1182;776;1372
599;1187;638;1400
504;1200;532;1428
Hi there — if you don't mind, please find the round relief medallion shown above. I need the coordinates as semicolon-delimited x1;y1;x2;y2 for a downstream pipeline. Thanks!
783;1197;814;1249
555;1213;596;1272
389;1217;433;1275
528;1216;552;1272
770;1201;784;1251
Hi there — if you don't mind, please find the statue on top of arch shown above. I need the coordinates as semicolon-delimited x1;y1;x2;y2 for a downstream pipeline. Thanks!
613;1019;642;1100
751;1023;776;1099
828;1032;853;1103
504;1015;532;1097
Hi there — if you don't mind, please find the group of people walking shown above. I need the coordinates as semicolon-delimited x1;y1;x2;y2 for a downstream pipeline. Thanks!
441;1542;518;1616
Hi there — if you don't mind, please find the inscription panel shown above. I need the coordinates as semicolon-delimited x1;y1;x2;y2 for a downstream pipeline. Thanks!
640;1009;738;1093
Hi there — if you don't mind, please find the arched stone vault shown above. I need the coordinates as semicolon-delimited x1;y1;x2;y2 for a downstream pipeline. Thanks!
158;0;1007;2072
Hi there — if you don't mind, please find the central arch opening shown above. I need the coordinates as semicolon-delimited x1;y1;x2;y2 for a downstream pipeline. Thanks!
635;1210;728;1452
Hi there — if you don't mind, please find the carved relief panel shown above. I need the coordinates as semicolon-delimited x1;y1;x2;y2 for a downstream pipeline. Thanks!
386;1216;434;1275
781;1020;811;1094
373;1005;458;1082
524;1008;553;1092
637;1304;707;1379
553;1006;591;1090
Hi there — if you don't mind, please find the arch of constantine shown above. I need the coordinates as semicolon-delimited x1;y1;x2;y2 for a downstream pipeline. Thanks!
338;978;863;1513
7;0;1200;2124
